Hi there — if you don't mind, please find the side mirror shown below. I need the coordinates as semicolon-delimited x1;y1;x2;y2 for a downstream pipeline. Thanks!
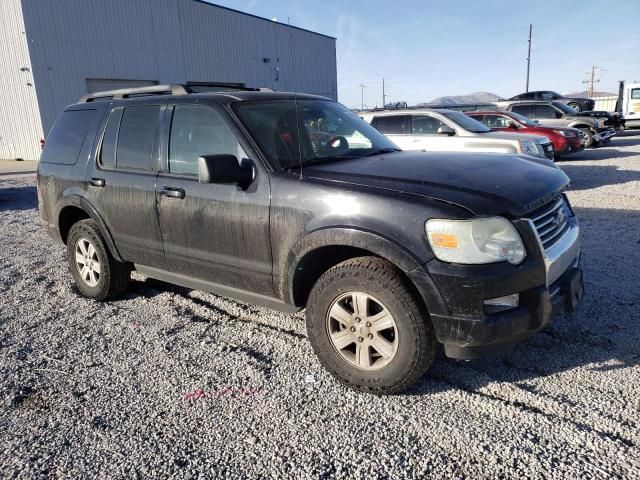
532;119;540;124
437;125;455;136
555;111;563;119
198;154;255;187
508;121;519;129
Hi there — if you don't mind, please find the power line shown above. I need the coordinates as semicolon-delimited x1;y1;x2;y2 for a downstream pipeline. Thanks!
358;82;367;110
582;65;606;96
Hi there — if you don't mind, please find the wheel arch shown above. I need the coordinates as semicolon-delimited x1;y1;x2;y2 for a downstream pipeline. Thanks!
57;195;124;262
283;227;433;309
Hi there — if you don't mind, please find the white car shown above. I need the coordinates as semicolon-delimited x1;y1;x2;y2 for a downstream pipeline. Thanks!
360;108;555;160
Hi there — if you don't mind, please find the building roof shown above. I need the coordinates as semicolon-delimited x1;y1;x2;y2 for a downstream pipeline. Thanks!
194;1;336;40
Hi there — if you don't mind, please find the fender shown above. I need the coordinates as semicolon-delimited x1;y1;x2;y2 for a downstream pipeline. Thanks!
56;193;124;262
282;227;434;305
567;121;595;131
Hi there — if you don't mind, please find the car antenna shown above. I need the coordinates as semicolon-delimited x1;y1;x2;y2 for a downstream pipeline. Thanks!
287;16;303;179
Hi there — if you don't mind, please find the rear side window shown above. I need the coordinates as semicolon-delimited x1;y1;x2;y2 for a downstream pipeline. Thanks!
168;105;243;175
115;105;160;170
41;110;96;164
631;89;640;100
371;115;411;134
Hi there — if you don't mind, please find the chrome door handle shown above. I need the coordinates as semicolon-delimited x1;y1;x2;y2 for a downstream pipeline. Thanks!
89;178;105;187
160;187;185;199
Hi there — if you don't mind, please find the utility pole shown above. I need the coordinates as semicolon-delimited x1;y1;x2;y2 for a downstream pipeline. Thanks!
359;83;367;110
582;65;602;97
382;78;386;108
525;24;532;92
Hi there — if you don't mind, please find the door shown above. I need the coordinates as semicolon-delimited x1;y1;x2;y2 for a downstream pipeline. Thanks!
156;102;273;295
533;104;565;127
85;103;166;267
409;114;461;151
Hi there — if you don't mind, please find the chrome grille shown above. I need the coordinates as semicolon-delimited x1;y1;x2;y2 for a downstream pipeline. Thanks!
528;197;570;250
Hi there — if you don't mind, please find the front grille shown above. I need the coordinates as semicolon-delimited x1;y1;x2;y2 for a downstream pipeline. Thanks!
542;142;554;159
527;197;570;250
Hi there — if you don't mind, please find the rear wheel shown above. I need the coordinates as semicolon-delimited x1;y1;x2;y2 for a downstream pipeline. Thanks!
568;102;582;112
67;219;130;301
306;257;436;394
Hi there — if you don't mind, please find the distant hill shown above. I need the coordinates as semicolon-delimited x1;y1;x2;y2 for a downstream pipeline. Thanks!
565;90;617;98
420;91;502;106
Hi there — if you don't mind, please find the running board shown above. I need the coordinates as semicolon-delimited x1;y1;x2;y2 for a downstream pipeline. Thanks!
134;264;301;314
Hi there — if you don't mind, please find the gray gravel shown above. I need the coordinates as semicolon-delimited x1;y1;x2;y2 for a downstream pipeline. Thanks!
1;132;639;479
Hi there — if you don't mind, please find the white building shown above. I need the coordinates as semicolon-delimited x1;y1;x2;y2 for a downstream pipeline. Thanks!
0;0;337;161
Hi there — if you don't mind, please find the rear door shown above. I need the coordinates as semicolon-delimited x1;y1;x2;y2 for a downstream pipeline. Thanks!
155;101;273;295
85;102;166;268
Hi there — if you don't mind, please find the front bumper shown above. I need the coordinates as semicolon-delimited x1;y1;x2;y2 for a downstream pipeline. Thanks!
593;127;616;144
408;211;583;359
555;137;583;156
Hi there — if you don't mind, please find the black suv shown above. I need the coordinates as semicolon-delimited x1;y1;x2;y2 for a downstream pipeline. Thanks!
38;85;584;393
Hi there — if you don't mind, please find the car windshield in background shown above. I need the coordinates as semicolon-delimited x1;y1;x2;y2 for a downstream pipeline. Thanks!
553;102;579;114
508;111;538;126
233;99;398;169
441;111;491;133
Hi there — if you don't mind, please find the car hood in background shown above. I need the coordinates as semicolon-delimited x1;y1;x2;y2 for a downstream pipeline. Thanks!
302;151;568;217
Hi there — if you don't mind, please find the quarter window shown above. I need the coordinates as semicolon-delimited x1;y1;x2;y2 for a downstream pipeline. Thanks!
116;105;160;171
41;109;96;165
168;104;243;175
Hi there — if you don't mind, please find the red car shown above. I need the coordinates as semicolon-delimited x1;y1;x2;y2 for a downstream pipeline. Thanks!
466;110;584;159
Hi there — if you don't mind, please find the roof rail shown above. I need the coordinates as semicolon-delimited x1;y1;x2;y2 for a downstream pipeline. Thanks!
79;83;276;103
79;84;189;103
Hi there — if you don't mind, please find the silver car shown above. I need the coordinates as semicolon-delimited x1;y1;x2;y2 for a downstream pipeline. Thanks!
361;108;555;160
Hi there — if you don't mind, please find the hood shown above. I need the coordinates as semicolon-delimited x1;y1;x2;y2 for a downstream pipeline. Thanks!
302;151;569;217
484;131;550;143
572;110;611;118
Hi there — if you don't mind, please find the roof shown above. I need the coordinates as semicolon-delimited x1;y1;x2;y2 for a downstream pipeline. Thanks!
360;108;457;117
192;1;336;40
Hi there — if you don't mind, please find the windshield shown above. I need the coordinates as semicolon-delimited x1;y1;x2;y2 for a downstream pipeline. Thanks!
507;111;538;126
553;102;578;114
233;99;398;169
441;111;491;133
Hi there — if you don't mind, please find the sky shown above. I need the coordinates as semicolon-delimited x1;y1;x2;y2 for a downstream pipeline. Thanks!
210;0;640;108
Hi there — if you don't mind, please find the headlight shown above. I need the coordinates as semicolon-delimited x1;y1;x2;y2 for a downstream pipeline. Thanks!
519;139;538;155
553;129;570;137
426;217;526;265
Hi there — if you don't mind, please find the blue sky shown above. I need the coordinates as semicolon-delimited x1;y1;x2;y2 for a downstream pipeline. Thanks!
211;0;640;108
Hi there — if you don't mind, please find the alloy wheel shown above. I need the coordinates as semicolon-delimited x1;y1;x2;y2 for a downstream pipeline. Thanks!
74;238;101;287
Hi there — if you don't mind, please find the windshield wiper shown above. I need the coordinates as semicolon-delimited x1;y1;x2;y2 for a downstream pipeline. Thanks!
363;147;401;156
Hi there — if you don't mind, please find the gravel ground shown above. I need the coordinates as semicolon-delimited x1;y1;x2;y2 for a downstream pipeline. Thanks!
1;132;639;479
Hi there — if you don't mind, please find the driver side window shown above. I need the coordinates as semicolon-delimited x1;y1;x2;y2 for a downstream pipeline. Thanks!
168;104;245;175
412;115;448;135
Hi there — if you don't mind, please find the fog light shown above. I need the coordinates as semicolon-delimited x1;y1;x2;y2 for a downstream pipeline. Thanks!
484;294;519;313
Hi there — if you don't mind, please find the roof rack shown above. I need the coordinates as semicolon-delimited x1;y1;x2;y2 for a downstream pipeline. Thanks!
79;84;275;103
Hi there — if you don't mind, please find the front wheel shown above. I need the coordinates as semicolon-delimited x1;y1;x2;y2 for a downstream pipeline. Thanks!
306;257;436;394
580;128;595;148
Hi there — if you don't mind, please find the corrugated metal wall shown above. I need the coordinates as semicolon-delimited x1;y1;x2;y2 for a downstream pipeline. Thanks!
19;0;337;139
0;0;43;161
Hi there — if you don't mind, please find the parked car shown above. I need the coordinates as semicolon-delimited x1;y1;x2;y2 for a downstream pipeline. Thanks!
360;109;555;161
38;85;584;394
502;91;595;112
571;110;625;131
466;110;583;158
496;101;616;148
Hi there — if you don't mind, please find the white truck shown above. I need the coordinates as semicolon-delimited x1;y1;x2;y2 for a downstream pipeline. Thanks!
619;81;640;128
360;108;555;161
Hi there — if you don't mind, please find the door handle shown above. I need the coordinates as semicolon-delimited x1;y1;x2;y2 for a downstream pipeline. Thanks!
160;187;185;199
89;177;105;187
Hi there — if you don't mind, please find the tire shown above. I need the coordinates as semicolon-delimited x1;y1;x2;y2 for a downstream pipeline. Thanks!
67;219;130;301
568;102;582;112
306;256;437;394
580;128;595;148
